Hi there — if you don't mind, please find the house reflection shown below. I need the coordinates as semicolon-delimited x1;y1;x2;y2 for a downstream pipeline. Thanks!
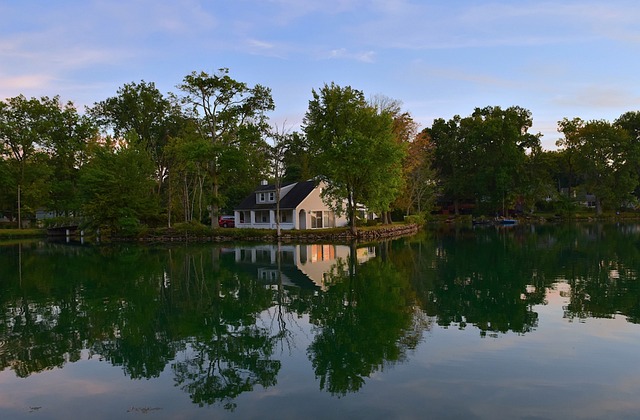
229;244;376;290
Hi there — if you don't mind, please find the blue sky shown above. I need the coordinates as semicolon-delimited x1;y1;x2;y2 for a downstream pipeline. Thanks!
1;0;639;150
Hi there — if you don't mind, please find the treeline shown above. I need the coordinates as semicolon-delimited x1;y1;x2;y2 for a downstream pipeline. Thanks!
1;68;639;232
428;107;640;216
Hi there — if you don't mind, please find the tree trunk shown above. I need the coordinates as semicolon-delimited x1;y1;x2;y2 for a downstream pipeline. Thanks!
17;184;21;230
349;205;357;236
211;168;220;229
595;197;603;216
167;171;172;228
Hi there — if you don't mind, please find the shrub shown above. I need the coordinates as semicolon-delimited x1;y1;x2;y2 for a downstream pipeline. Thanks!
173;220;211;235
404;214;425;226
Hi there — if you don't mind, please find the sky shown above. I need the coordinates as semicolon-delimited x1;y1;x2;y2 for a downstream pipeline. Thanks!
1;0;639;150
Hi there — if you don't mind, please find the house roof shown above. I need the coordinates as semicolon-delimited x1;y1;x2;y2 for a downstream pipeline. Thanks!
235;180;317;210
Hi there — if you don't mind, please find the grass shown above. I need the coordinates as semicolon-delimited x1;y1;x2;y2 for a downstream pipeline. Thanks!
0;228;46;238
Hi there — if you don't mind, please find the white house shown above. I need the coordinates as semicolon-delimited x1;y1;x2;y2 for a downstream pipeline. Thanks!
234;180;349;230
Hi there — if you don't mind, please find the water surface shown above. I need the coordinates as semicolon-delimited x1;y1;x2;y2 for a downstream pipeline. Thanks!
1;223;639;419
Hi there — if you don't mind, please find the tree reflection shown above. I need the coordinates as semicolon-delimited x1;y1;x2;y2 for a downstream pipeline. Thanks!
170;249;280;410
307;244;423;396
0;244;281;410
560;224;640;322
411;226;549;335
2;223;640;407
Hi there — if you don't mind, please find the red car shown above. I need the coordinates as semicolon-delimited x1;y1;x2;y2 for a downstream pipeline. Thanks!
218;215;235;228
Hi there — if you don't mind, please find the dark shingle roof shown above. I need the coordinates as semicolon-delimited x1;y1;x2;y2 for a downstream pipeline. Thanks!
235;180;317;210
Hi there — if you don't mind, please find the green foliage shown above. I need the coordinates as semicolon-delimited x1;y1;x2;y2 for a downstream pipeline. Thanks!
558;117;639;214
0;95;95;222
404;214;425;225
173;220;211;234
303;83;406;233
428;106;540;215
177;68;275;226
307;251;418;395
79;143;159;232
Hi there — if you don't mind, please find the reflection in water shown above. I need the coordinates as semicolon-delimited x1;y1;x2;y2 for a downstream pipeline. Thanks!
1;223;640;414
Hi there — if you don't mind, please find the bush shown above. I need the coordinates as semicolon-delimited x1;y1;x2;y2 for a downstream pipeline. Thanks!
116;216;144;237
404;214;425;226
173;220;211;234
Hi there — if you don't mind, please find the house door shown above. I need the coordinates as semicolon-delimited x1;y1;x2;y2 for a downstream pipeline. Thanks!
298;210;306;229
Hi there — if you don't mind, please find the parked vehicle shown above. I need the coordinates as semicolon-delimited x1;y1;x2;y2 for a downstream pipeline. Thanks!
218;215;235;228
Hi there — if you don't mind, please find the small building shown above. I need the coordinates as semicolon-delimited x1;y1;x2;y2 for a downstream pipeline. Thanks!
234;180;348;230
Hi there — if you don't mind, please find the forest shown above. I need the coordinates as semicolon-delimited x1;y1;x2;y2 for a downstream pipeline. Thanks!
1;68;640;233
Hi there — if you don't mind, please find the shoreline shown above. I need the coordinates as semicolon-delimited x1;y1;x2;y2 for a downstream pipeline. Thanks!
131;223;420;244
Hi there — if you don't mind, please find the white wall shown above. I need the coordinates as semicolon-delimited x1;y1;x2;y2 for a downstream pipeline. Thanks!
297;184;348;228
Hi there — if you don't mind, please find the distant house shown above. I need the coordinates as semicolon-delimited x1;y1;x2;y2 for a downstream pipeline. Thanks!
234;180;349;230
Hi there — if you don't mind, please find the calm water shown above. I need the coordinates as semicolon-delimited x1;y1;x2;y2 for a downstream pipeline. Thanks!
1;223;640;419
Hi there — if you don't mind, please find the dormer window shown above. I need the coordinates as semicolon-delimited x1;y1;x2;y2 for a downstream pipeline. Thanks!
257;190;276;203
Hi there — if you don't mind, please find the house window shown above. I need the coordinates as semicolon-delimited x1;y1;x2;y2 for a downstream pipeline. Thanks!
269;192;275;202
323;211;335;228
311;211;323;228
311;211;334;229
280;211;289;223
259;192;265;202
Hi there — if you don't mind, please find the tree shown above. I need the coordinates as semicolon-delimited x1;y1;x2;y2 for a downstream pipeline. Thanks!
41;96;96;216
615;111;640;200
303;83;406;234
401;130;436;215
0;95;94;226
281;132;312;184
89;81;185;228
558;118;638;214
165;122;214;224
177;68;274;228
466;106;540;214
267;124;295;238
428;106;540;216
369;95;425;222
78;139;159;233
427;115;474;215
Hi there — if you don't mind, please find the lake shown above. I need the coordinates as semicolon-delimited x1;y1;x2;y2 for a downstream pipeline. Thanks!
1;223;640;419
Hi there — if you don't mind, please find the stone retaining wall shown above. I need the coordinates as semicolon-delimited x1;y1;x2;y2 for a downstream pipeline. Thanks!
135;223;419;244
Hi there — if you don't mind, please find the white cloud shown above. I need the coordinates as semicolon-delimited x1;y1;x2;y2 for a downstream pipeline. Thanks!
324;48;376;63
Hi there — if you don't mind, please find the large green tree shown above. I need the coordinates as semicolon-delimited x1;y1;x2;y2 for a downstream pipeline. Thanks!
41;97;96;216
427;115;474;215
89;81;184;217
177;68;274;227
78;139;159;233
303;83;406;234
615;111;640;200
370;95;429;221
428;106;540;215
0;95;94;225
558;118;638;214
